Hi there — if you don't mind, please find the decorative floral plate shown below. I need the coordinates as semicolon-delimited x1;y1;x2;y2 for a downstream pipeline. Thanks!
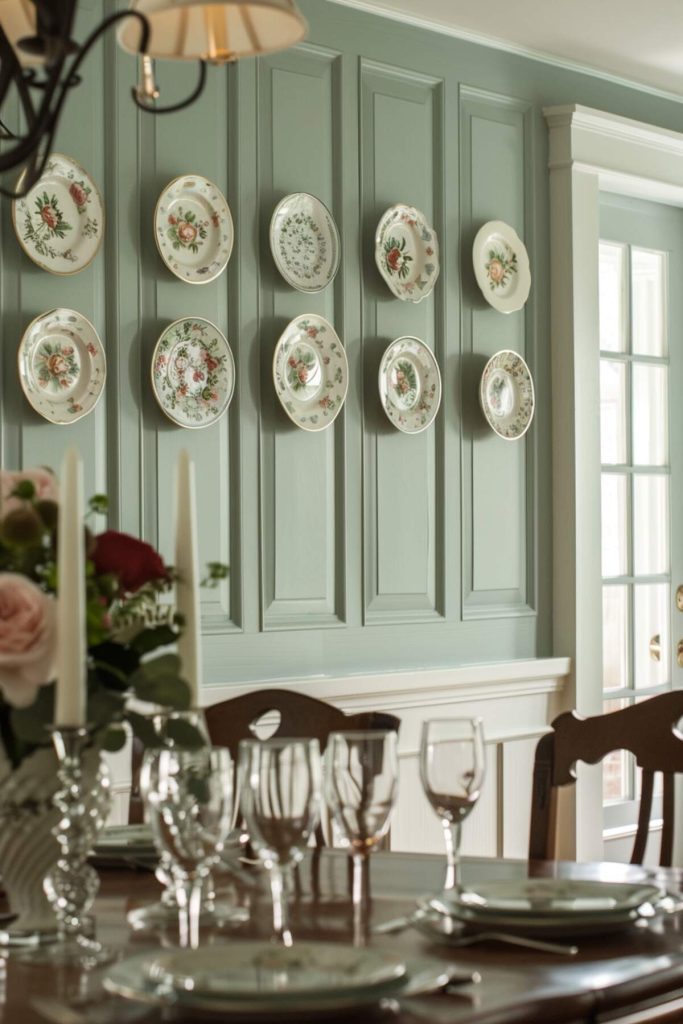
154;176;234;284
374;204;439;302
479;349;535;440
472;220;531;313
270;192;340;292
378;336;441;434
272;315;348;432
18;308;106;424
151;318;235;429
12;154;104;275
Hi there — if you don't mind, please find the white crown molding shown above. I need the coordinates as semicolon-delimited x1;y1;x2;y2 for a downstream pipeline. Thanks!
326;0;683;104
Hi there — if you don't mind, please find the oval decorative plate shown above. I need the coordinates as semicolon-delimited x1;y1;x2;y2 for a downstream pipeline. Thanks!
12;154;104;275
270;193;340;292
472;220;531;313
18;308;106;424
374;204;439;302
379;336;442;434
151;318;235;429
479;349;535;440
272;315;348;432
154;176;234;284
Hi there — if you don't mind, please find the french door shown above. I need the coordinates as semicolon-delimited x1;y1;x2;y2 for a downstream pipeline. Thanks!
598;193;683;851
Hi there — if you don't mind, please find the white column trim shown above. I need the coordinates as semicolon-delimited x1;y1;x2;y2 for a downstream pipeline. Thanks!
544;103;683;860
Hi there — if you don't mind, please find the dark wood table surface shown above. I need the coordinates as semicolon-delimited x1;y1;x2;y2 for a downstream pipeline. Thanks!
4;849;683;1024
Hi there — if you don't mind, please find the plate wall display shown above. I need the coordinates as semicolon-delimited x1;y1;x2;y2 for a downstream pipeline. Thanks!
151;318;235;429
378;336;441;434
472;220;531;313
272;314;348;432
12;154;104;275
270;192;340;292
374;204;439;302
479;349;535;440
18;308;106;424
154;175;234;284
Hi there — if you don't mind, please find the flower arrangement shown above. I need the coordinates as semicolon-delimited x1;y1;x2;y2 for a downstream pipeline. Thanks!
0;467;224;770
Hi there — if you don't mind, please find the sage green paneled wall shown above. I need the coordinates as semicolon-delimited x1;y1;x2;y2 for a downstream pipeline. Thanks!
2;0;683;687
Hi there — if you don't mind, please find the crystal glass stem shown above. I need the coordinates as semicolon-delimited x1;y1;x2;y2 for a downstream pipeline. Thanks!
442;820;462;894
269;863;293;948
351;851;369;947
174;874;204;949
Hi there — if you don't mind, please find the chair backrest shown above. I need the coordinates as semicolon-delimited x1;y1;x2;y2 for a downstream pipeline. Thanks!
128;688;401;828
529;691;683;866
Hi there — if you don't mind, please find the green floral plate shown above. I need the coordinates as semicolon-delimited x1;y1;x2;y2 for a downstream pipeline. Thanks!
154;175;234;284
270;192;340;292
18;308;106;424
12;153;104;275
472;220;531;313
374;204;439;302
378;336;441;434
151;318;235;429
479;349;535;440
273;314;348;432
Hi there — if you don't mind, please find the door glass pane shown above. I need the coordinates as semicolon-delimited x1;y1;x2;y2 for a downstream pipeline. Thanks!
601;474;628;577
632;364;668;466
599;242;627;352
602;586;629;692
600;361;627;464
632;248;666;356
633;474;669;575
633;584;670;689
603;699;631;803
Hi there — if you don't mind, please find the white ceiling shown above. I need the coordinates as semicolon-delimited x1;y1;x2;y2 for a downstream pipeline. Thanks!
331;0;683;98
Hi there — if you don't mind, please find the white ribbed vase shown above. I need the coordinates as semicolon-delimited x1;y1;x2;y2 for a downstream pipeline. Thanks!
0;746;109;941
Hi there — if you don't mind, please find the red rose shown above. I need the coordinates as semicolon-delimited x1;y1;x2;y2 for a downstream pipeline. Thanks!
91;530;168;593
69;182;87;208
387;247;401;271
40;205;57;230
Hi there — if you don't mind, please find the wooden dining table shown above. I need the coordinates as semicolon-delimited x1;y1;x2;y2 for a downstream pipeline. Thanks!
4;848;683;1024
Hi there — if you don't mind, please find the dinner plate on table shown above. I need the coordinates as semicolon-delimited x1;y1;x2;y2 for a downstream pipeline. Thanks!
104;942;475;1019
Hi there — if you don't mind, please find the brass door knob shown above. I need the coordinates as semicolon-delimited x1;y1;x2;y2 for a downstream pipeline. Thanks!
677;586;683;612
650;634;662;662
678;640;683;668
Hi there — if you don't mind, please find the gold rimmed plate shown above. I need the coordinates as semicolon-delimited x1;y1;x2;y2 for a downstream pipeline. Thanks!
379;336;441;434
154;175;234;284
272;314;348;432
151;317;235;429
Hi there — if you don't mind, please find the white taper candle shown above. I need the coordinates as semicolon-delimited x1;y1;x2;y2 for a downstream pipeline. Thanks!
174;450;201;705
55;447;86;726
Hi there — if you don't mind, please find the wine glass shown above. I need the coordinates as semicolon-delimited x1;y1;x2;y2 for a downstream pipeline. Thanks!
142;745;234;948
238;737;321;947
419;718;485;909
324;731;398;945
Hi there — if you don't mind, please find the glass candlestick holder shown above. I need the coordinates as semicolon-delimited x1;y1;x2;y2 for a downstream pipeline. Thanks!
39;725;113;967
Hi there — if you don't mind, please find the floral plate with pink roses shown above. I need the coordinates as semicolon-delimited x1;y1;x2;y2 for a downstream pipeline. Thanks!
472;220;531;314
272;314;348;432
374;204;440;303
154;175;234;285
18;308;106;425
12;153;104;275
378;336;442;434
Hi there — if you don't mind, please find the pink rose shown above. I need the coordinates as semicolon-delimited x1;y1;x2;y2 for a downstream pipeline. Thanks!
177;221;197;244
69;182;87;208
0;574;56;707
0;468;59;516
487;258;505;284
40;205;57;230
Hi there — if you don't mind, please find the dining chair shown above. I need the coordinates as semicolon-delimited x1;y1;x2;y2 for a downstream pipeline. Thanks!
128;688;400;830
529;691;683;866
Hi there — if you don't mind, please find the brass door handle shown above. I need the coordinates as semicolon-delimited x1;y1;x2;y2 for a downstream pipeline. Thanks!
678;640;683;668
650;634;661;662
678;586;683;612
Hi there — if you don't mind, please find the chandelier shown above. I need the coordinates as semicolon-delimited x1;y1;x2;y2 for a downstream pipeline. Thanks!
0;0;307;199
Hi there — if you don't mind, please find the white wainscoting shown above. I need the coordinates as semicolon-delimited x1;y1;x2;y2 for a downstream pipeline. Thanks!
106;657;570;858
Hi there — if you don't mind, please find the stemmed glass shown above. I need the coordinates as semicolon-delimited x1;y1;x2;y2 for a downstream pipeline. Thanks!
420;718;485;908
238;737;321;947
324;731;398;945
142;745;233;948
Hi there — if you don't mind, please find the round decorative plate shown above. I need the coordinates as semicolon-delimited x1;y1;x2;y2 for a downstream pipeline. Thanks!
273;315;348;432
151;318;235;429
472;220;531;313
378;336;442;434
12;154;104;275
479;349;535;440
154;175;234;284
18;308;106;424
374;204;439;302
270;192;340;292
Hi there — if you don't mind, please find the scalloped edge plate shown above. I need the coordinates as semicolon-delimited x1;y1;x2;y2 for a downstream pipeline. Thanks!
273;314;348;432
374;204;439;303
472;220;531;313
479;349;535;440
378;336;441;434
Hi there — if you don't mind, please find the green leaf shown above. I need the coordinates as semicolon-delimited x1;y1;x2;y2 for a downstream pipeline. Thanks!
11;480;35;501
87;686;125;728
127;710;160;748
10;685;54;745
90;642;139;690
164;719;206;750
89;494;109;516
101;726;127;752
130;625;177;657
129;655;191;709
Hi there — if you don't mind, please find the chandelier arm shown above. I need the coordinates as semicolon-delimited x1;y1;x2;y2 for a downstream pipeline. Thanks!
131;59;207;115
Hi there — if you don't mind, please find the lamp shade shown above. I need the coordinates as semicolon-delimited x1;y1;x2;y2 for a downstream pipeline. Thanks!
0;0;40;65
117;0;307;63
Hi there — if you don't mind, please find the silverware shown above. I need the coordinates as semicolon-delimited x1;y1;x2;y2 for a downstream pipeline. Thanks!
373;909;431;934
446;931;578;955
